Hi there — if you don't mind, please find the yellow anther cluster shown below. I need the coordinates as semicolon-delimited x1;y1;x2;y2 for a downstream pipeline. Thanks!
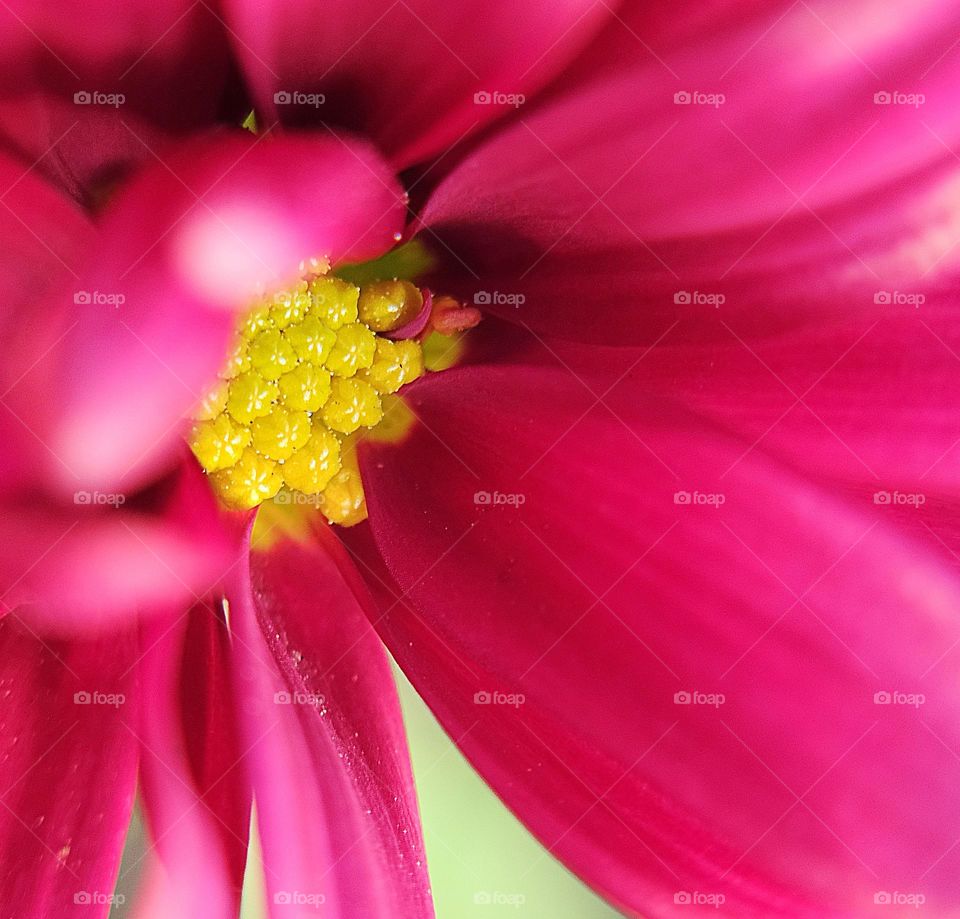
189;275;424;522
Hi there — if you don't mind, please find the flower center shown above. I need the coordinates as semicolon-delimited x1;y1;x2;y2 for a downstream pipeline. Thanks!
188;270;426;525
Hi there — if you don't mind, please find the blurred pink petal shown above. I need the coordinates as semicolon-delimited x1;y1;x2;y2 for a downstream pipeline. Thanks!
229;530;433;917
51;131;406;493
2;457;234;633
355;364;960;916
0;615;137;916
135;608;243;918
222;0;610;169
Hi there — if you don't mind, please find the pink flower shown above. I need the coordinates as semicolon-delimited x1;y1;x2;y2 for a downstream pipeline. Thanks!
3;2;960;917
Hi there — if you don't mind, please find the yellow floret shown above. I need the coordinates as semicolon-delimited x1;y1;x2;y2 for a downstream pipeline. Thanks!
225;371;278;424
282;427;342;493
210;447;283;509
250;407;311;461
278;363;332;412
309;276;359;329
188;414;251;472
322;377;383;434
248;328;297;380
285;314;336;364
357;279;423;332
360;338;424;394
325;323;376;378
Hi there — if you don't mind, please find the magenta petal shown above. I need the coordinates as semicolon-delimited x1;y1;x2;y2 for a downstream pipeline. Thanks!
135;608;245;917
228;530;433;917
50;130;405;493
357;364;960;916
0;615;137;916
2;457;234;633
222;0;610;169
418;1;960;343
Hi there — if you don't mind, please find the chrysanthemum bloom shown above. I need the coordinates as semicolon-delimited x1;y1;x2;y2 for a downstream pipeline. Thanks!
3;1;960;917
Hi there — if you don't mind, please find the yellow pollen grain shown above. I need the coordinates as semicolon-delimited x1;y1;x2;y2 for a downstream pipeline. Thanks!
188;270;426;521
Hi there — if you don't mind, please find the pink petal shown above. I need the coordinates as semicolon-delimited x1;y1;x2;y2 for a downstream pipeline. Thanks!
227;527;433;917
0;614;137;916
2;456;235;634
0;0;230;133
135;607;245;918
418;1;960;343
49;130;405;493
221;0;611;169
355;363;960;916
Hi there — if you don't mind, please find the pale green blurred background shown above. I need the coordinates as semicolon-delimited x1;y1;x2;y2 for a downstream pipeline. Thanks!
116;670;620;917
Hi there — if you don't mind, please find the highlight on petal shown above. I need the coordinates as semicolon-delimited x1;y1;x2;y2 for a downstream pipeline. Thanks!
49;130;406;494
227;528;433;917
222;0;611;169
0;615;137;916
355;363;960;916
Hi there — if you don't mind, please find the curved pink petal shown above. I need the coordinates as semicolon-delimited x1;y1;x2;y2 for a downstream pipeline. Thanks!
49;130;405;493
0;614;137;916
355;363;960;916
134;607;244;918
221;0;611;170
227;526;433;917
2;456;234;634
418;0;960;343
